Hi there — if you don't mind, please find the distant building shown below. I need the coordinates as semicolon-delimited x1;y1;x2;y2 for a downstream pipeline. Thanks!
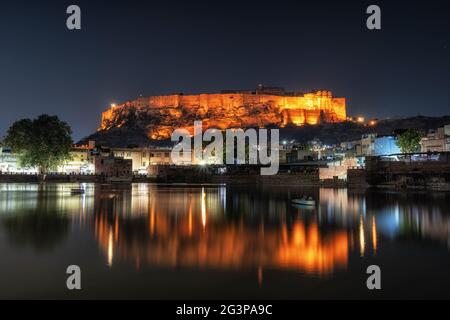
111;147;173;174
420;125;450;152
94;155;132;179
0;147;37;174
285;148;315;162
373;136;401;156
319;157;359;180
57;148;95;174
100;87;347;139
342;134;401;157
340;139;362;157
361;134;377;156
0;146;95;174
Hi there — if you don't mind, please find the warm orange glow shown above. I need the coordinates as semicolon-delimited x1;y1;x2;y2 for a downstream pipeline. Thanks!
258;266;263;287
357;116;365;123
359;216;365;257
114;215;119;242
99;91;347;138
372;216;377;254
95;203;349;275
149;202;155;236
201;188;207;230
188;199;193;236
276;222;348;274
107;228;114;267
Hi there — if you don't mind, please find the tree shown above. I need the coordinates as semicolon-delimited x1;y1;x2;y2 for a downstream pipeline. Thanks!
3;115;73;176
396;129;423;154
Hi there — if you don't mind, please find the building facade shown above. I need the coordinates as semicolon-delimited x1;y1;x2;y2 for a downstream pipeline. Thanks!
100;88;347;140
373;136;401;156
420;125;450;152
94;156;133;179
111;147;173;173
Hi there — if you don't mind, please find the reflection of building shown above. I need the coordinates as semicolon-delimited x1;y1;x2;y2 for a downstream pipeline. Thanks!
93;185;349;275
277;222;348;273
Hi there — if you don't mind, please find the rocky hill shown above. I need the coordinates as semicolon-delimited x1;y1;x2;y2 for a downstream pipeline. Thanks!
78;115;450;148
97;91;347;141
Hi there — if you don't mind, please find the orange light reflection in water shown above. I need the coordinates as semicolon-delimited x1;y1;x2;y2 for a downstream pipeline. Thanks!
359;216;365;257
372;216;377;255
94;187;349;276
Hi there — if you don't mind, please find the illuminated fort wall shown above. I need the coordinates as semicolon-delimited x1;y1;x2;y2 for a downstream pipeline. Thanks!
101;91;346;130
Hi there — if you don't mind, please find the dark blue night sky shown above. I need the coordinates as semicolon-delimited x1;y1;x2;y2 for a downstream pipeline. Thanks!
1;0;449;140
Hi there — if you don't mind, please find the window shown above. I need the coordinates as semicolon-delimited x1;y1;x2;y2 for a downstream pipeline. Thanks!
142;152;147;158
142;162;146;167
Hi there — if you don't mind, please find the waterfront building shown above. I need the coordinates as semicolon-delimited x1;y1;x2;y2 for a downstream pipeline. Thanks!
340;139;362;157
361;134;376;156
111;147;172;173
373;136;401;156
319;157;359;180
0;147;37;174
341;134;401;158
94;155;133;178
420;125;450;152
57;148;95;174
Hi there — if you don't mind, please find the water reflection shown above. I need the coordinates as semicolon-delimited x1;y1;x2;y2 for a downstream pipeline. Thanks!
0;184;77;251
1;183;450;277
91;184;450;276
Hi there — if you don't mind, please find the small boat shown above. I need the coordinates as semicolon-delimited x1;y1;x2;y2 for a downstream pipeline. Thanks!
292;198;316;206
70;188;85;195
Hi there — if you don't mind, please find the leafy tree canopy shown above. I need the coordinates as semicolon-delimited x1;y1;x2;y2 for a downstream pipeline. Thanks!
3;114;73;173
396;129;423;154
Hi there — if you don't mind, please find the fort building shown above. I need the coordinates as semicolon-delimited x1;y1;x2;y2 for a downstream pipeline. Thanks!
99;86;347;139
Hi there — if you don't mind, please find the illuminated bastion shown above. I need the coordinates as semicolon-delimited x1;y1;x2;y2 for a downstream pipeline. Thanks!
99;89;346;139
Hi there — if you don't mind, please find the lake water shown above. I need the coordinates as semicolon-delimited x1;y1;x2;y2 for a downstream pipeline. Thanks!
0;183;449;299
